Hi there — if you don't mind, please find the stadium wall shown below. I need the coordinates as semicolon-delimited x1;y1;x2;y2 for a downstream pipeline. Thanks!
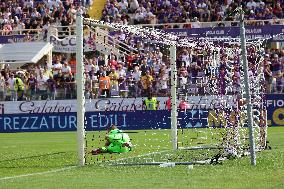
167;25;284;41
0;25;283;46
0;94;283;133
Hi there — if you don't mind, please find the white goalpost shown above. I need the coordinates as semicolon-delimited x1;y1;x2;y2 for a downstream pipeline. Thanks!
76;12;85;166
75;10;267;166
76;12;182;166
170;45;178;151
239;8;256;165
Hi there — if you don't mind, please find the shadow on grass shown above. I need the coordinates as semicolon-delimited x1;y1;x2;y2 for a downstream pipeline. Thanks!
0;164;76;169
0;152;69;162
0;151;76;168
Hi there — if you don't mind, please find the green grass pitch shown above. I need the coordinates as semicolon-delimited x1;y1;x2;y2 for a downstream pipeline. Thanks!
0;127;284;189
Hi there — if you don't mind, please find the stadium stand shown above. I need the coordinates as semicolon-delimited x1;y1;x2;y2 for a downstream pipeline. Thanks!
0;0;90;35
101;0;284;26
0;0;283;101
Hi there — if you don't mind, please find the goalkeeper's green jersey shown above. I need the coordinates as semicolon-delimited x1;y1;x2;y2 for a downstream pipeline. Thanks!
103;129;132;153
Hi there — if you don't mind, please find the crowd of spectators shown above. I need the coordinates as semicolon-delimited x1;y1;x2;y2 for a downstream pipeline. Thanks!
0;0;283;35
0;0;283;102
0;41;283;101
0;0;91;36
0;54;77;101
101;0;284;26
176;45;284;96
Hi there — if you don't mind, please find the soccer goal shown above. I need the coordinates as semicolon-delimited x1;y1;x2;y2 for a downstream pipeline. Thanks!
75;12;268;167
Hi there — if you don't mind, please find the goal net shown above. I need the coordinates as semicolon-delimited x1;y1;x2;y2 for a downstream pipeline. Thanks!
77;15;268;166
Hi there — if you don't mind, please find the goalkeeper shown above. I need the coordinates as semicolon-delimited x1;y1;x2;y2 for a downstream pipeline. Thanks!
91;125;132;155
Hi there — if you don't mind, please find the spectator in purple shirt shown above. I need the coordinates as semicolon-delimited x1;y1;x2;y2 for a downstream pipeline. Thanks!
232;67;241;95
47;75;57;100
127;73;138;97
271;53;283;93
248;10;256;20
218;67;228;95
271;54;281;77
188;62;200;84
27;73;37;100
263;56;273;93
263;8;274;19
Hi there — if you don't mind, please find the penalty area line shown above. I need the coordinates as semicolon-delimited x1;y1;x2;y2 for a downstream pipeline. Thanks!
0;166;77;181
106;149;173;163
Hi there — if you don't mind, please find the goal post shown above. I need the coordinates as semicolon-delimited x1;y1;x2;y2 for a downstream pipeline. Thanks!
170;45;178;150
239;8;256;166
75;13;267;167
76;12;85;166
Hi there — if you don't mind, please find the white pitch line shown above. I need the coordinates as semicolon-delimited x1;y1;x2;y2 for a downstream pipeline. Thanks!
0;149;186;180
0;166;77;181
1;150;172;180
106;149;173;163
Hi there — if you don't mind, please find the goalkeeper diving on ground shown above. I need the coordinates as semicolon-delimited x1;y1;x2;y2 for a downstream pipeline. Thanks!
91;125;132;155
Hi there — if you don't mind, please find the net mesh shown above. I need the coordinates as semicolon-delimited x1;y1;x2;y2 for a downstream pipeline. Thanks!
81;20;268;166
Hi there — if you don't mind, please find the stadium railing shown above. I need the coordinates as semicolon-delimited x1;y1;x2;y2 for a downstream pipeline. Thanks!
138;19;284;29
1;18;283;40
0;28;44;42
0;25;136;57
93;27;139;57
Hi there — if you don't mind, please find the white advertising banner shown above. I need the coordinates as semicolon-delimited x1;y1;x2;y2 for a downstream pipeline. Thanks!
0;96;236;115
49;34;96;53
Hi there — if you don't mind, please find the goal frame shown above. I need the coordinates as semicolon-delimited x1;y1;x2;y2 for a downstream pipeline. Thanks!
75;12;179;166
75;11;262;166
